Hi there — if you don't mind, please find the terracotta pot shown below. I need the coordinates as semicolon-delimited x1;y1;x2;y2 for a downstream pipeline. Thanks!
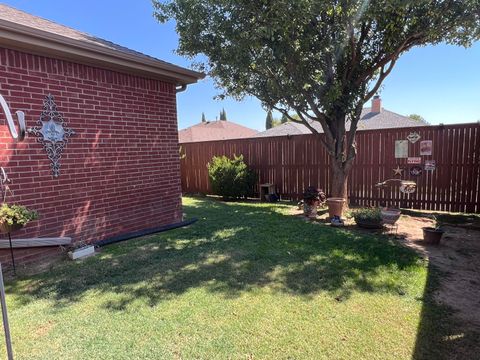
303;201;318;218
422;227;444;245
326;198;346;218
0;221;23;234
381;208;401;225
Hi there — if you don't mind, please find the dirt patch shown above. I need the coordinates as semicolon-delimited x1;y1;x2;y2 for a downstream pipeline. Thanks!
292;207;480;330
396;215;480;330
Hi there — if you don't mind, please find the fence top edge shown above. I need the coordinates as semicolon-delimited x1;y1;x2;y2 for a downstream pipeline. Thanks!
179;122;479;146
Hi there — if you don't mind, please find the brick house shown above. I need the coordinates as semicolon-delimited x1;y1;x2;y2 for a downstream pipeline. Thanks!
0;5;203;267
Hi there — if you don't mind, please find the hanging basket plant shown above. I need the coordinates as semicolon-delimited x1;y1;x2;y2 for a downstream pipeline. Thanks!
0;203;38;234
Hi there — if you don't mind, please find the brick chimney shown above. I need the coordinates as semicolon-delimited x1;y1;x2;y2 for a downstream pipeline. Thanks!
371;95;382;113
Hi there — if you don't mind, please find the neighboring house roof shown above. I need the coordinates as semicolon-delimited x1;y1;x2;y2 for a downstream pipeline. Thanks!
179;121;258;143
0;4;204;85
255;104;428;138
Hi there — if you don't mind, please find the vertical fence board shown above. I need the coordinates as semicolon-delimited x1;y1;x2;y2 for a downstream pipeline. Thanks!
180;123;480;213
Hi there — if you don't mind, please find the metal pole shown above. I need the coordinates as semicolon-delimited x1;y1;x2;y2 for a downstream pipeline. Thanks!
7;233;15;276
0;262;14;360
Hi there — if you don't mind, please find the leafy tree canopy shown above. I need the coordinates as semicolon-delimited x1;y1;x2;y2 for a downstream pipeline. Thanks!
408;114;427;123
155;0;479;196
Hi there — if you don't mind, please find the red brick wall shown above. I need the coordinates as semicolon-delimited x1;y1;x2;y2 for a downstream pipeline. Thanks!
0;47;183;267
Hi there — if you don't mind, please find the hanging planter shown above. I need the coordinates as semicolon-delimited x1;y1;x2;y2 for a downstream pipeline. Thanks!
0;204;38;234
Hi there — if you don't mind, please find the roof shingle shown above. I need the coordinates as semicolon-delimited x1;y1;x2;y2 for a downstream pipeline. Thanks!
179;121;258;143
255;107;428;138
0;4;203;84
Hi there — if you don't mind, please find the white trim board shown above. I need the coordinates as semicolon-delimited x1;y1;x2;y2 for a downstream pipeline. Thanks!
0;237;72;248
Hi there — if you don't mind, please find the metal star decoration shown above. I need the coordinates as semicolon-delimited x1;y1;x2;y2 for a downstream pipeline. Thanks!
393;165;403;176
28;94;75;177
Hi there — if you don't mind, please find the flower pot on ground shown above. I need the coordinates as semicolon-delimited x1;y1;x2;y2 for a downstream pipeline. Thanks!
68;244;95;260
0;203;38;234
303;186;326;218
326;198;346;219
303;201;319;218
422;227;444;245
351;207;383;229
381;208;401;225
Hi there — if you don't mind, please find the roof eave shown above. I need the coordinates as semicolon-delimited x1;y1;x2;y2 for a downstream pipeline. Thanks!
0;19;205;85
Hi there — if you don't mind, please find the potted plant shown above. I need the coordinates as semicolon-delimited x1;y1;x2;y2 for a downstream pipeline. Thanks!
302;186;326;218
381;207;401;225
351;207;383;229
66;241;95;260
326;197;346;219
422;217;444;245
0;203;38;234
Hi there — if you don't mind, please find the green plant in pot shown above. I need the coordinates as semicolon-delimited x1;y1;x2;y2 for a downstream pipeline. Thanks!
351;207;383;229
0;203;38;234
422;216;444;245
303;186;326;218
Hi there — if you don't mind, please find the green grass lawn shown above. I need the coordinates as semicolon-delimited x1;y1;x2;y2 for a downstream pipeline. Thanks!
1;197;478;359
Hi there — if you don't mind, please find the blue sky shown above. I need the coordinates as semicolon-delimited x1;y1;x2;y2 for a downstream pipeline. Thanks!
3;0;479;130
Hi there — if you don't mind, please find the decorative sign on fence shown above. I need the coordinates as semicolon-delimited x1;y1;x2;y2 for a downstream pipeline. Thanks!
425;160;436;171
407;132;421;144
28;94;75;177
393;165;403;176
420;140;432;156
410;165;423;176
407;157;422;164
399;181;417;194
394;140;408;158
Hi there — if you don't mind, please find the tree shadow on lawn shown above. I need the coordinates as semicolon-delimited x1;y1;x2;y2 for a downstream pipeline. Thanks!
412;261;480;360
8;197;422;312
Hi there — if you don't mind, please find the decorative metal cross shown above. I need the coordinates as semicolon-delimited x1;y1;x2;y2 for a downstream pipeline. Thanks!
28;94;75;177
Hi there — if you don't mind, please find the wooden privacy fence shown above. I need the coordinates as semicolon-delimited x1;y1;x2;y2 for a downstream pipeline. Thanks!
180;123;480;213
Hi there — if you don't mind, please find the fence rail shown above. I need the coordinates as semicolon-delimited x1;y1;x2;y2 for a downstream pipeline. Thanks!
180;123;480;213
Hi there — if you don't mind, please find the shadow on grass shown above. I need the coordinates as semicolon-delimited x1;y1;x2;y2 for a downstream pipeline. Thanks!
6;197;479;358
412;261;480;360
7;197;422;312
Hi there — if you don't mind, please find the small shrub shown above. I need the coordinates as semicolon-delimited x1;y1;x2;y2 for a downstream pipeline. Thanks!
207;155;257;199
350;207;382;224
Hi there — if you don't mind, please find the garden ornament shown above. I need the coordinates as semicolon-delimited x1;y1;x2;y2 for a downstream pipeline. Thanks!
374;178;417;194
393;165;403;176
28;94;75;177
407;132;421;144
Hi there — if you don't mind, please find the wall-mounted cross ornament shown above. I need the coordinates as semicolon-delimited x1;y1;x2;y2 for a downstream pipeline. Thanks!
28;94;75;177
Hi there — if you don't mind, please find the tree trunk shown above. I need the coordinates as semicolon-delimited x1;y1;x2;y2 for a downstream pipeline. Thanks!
331;160;348;200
